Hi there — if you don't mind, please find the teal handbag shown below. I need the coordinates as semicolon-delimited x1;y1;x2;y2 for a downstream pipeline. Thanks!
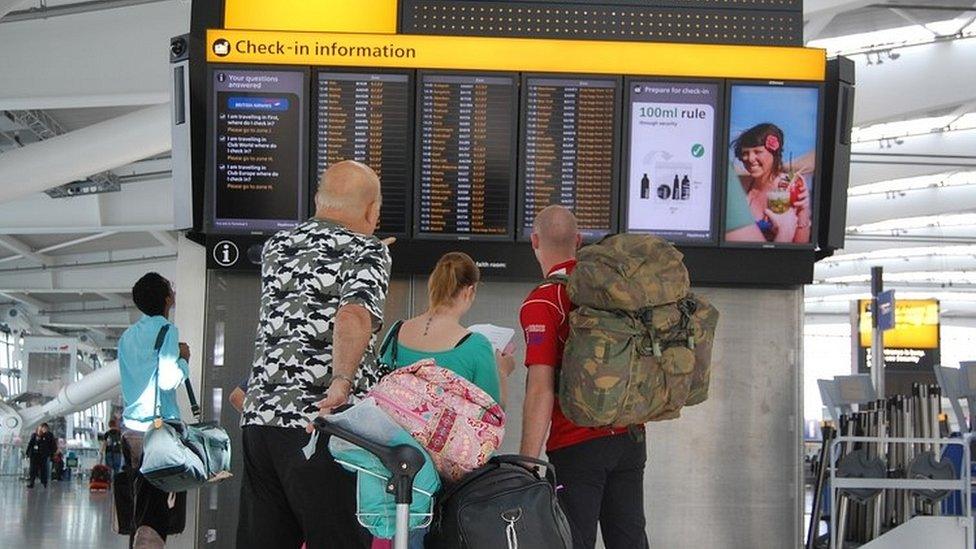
140;326;232;492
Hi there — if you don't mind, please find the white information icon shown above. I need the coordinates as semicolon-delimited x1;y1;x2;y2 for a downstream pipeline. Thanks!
213;240;240;267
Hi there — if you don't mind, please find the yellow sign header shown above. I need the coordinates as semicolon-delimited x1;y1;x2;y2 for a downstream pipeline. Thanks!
206;29;826;82
859;299;940;349
224;0;398;34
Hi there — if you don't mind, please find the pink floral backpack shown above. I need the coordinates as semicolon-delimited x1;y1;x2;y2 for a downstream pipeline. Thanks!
369;359;505;482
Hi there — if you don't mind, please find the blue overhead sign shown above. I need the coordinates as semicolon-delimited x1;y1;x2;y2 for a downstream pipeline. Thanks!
878;290;896;332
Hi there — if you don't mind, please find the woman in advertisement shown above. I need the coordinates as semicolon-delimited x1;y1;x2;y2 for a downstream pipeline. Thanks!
726;123;812;244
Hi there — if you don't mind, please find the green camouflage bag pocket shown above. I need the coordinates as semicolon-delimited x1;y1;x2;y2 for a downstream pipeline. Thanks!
686;295;719;407
559;307;639;427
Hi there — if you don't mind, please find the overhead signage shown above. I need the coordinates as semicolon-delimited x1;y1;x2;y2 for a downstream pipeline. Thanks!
206;30;827;82
877;290;895;332
223;0;398;34
857;299;940;373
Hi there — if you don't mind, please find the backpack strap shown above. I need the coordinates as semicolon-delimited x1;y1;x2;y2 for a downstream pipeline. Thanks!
151;325;171;428
378;320;404;369
543;273;569;286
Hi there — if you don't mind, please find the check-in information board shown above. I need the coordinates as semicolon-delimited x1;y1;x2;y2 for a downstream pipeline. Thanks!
313;71;413;234
210;68;307;233
519;76;619;240
415;73;517;239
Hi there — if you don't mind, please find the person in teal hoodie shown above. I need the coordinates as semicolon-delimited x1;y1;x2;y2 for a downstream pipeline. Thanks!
118;272;190;548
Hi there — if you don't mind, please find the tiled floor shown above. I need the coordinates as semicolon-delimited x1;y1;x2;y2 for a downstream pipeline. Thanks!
0;476;127;549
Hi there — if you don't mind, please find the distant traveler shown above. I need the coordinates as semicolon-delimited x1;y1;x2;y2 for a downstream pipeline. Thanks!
119;272;191;548
25;422;56;488
102;418;124;475
519;205;649;549
238;160;391;549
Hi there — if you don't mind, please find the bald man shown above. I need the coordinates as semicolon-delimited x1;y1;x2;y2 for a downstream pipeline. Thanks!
238;161;389;549
519;206;649;549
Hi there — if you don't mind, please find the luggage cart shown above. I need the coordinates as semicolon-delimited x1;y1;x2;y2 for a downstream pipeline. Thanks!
314;416;426;549
829;436;974;549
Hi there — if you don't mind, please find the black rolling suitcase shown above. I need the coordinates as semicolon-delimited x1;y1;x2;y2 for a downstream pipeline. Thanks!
427;455;572;549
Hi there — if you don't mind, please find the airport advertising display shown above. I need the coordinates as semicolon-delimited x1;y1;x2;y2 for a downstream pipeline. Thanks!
624;81;720;243
724;83;821;247
208;68;308;233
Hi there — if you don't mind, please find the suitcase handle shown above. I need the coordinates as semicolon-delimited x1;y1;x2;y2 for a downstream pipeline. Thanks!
489;454;559;487
313;416;425;505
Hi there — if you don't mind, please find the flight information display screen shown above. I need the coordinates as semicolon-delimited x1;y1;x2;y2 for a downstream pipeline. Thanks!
313;71;413;235
415;73;518;240
624;80;721;244
519;76;620;240
209;68;307;233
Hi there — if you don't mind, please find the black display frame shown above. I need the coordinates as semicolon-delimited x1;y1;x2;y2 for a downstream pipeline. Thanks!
516;73;622;243
719;79;825;251
620;76;726;247
309;67;416;238
413;70;521;242
204;64;311;235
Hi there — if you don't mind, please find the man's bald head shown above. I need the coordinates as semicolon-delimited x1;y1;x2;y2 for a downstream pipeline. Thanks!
314;160;382;235
315;161;380;213
532;205;579;256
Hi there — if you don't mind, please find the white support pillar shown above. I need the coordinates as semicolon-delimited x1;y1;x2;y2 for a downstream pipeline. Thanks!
0;104;171;204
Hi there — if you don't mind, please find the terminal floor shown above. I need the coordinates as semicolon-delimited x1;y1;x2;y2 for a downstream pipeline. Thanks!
0;476;126;548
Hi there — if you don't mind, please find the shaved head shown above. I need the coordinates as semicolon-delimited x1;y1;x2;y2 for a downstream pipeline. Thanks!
532;205;579;255
316;160;380;213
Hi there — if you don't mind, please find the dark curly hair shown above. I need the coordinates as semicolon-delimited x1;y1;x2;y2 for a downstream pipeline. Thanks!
132;272;172;317
732;123;785;176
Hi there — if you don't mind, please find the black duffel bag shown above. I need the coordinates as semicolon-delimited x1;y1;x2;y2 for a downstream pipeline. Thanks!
427;455;572;549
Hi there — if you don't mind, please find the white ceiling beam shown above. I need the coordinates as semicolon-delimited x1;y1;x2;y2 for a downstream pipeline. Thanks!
0;104;171;205
804;0;874;20
0;178;175;233
149;231;178;252
0;235;54;266
846;184;976;226
0;288;130;295
851;39;976;126
0;1;188;111
850;129;976;186
0;224;175;236
96;292;131;308
0;0;29;20
0;291;46;312
0;255;176;293
804;13;837;43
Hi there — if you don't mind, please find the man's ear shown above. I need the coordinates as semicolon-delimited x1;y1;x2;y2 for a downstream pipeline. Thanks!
530;233;540;250
575;233;583;249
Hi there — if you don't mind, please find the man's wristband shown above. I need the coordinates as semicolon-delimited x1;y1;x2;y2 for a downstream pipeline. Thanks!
330;373;356;390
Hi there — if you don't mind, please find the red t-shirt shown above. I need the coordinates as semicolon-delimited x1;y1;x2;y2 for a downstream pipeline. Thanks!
520;259;623;452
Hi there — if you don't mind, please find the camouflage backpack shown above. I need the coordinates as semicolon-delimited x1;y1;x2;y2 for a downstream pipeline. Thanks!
552;234;719;427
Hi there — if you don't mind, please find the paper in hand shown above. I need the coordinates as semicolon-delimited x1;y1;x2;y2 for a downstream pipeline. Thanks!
468;323;516;354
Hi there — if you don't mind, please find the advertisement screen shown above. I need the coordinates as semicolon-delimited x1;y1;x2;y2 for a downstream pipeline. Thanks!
624;81;720;243
724;84;820;247
210;68;307;233
519;76;619;241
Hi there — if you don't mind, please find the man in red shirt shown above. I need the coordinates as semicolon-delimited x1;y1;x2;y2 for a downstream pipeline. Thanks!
519;205;648;549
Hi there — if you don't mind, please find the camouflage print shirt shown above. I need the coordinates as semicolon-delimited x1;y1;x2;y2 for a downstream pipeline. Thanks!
242;218;391;429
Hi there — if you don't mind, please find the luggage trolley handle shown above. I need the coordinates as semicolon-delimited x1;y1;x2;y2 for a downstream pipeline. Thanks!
312;416;425;505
